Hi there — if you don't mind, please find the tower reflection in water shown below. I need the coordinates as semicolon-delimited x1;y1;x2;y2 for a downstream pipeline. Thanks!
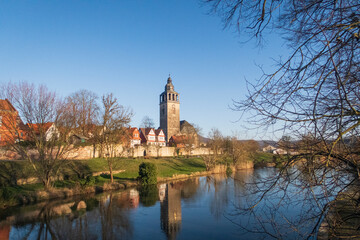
159;183;182;240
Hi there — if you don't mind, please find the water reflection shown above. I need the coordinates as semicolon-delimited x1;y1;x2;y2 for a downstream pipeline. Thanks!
160;183;182;240
1;190;137;240
98;192;133;240
0;225;10;240
0;168;350;239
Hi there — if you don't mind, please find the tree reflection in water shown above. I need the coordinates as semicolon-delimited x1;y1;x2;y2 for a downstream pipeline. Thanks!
99;192;133;240
2;169;354;239
7;190;136;240
226;167;354;239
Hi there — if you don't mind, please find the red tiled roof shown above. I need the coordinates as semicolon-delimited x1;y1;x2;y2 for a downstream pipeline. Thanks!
27;122;54;135
128;127;138;134
140;128;155;136
170;135;189;143
0;99;16;112
128;127;141;140
139;128;156;142
155;129;164;136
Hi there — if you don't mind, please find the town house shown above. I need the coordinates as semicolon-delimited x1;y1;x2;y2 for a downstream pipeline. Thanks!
0;99;28;146
128;127;141;147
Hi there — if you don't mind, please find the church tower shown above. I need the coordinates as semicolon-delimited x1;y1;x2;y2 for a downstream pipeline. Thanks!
160;76;180;142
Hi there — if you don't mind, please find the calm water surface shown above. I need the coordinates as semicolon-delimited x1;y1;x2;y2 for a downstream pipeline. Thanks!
0;168;327;239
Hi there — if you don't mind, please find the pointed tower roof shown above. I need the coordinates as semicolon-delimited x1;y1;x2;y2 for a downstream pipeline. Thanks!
165;75;175;91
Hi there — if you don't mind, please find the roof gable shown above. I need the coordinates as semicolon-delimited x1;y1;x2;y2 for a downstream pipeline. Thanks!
140;128;155;135
148;129;155;135
0;99;17;112
27;122;54;135
155;129;164;136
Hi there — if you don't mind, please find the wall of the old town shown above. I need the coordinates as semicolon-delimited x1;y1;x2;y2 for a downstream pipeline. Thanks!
0;145;212;160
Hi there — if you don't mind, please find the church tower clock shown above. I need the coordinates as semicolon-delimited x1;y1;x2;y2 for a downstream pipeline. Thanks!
160;76;180;142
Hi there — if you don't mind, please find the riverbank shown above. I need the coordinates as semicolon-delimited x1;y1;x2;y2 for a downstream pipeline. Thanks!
0;157;253;209
317;184;360;239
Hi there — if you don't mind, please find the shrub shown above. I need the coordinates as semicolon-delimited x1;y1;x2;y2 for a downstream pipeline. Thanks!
138;162;157;185
226;165;233;177
85;176;96;186
0;186;16;201
139;185;158;206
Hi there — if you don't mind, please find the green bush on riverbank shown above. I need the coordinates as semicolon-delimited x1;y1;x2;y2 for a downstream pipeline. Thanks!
0;157;206;188
0;157;206;208
138;162;157;185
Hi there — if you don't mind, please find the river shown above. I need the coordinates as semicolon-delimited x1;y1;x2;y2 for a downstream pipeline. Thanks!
0;168;345;239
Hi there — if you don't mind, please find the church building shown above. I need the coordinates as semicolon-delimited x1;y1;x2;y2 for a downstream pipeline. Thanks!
159;76;199;146
159;76;180;142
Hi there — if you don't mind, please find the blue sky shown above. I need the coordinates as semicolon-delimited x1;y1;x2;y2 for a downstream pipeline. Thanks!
0;1;288;140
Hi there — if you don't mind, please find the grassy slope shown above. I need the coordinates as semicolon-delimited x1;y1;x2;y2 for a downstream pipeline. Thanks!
0;157;206;186
84;157;206;180
0;157;206;206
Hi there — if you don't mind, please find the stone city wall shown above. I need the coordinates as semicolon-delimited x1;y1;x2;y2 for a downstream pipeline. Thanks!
0;145;212;160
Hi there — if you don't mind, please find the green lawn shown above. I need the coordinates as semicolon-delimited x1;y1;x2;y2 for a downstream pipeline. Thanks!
0;157;206;207
0;157;206;188
252;152;287;167
76;157;207;180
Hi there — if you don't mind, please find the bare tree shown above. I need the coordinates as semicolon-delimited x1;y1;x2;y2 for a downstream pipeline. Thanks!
98;93;133;183
204;0;360;170
203;128;223;170
66;89;99;138
181;123;202;157
140;116;155;129
0;82;74;189
223;136;259;166
208;128;223;156
204;0;360;237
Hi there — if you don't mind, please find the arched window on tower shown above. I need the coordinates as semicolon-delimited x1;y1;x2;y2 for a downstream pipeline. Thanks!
169;93;171;100
176;95;178;101
172;94;175;101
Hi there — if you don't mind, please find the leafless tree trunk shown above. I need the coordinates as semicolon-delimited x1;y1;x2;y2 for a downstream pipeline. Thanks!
0;82;75;189
66;89;99;138
99;93;133;183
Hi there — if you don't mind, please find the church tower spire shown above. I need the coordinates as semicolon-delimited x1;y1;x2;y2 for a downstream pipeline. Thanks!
160;76;180;142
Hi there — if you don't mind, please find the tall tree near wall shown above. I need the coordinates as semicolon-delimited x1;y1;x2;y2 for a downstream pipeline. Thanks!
181;123;202;157
98;93;133;183
0;82;75;189
66;89;99;138
203;128;223;170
